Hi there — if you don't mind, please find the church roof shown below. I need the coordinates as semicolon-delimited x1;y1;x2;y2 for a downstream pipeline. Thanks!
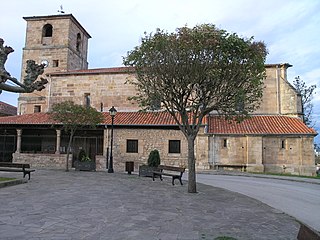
48;67;135;76
0;101;17;116
208;115;317;135
0;112;316;135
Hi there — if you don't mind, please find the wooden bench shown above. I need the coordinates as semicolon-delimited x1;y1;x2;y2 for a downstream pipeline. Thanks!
152;165;185;185
0;162;35;180
214;164;247;172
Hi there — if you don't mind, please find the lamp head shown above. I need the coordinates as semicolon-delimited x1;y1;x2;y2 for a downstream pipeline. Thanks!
109;106;117;116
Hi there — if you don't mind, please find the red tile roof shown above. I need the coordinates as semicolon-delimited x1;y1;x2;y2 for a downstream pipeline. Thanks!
48;67;135;76
0;101;17;116
102;112;179;125
208;115;317;135
0;113;55;124
0;112;182;126
0;112;316;135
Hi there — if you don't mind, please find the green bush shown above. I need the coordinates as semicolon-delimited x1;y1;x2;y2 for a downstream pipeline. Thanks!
78;149;91;162
148;149;160;167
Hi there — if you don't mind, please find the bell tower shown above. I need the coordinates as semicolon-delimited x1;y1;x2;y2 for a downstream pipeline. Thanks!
18;14;91;114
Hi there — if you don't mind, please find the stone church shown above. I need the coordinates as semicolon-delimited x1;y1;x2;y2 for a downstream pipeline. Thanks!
0;14;317;175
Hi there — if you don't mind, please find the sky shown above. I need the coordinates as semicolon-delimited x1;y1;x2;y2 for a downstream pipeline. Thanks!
0;0;319;142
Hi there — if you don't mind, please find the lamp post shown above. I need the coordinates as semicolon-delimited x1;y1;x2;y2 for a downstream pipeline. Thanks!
108;106;117;173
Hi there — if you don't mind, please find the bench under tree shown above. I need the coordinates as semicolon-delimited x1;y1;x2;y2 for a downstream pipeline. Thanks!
152;165;185;185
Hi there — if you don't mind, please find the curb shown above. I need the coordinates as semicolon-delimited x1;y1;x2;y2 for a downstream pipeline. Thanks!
197;171;320;185
0;179;28;188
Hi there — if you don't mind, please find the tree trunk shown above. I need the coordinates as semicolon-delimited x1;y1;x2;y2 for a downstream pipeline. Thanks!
187;135;197;193
65;130;75;172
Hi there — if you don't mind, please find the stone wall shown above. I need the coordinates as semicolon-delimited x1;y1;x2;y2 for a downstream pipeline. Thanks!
19;15;90;115
48;73;140;112
13;153;72;170
209;135;315;175
110;128;188;172
263;136;315;176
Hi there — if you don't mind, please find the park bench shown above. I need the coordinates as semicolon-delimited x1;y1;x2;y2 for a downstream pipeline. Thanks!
152;165;185;185
214;164;247;172
0;162;35;180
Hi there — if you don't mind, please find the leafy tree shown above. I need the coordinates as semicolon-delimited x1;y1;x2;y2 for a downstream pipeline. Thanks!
50;101;104;171
293;76;316;127
123;24;267;193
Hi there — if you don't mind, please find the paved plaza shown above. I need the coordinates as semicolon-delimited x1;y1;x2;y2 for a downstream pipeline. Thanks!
0;169;300;239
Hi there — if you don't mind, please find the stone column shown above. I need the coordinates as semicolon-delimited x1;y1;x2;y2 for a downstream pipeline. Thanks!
55;129;61;154
16;129;22;153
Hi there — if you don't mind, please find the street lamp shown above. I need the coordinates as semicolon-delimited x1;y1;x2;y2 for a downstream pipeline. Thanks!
108;106;117;173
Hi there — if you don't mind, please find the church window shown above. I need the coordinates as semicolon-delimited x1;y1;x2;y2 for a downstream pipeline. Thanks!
53;60;59;67
223;139;228;148
169;140;181;153
84;93;91;107
42;24;53;37
126;140;138;153
235;91;245;112
281;139;286;149
34;105;41;113
100;102;103;112
76;33;82;52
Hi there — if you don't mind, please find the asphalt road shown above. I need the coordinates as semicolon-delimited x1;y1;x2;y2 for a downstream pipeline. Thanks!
194;174;320;232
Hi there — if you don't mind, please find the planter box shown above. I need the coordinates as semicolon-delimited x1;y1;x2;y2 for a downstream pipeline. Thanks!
74;161;96;171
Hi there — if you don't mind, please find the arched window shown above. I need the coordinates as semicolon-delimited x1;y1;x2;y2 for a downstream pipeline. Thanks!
76;33;81;51
42;24;53;37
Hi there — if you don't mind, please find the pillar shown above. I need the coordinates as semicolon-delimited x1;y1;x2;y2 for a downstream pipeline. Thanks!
55;129;61;154
16;129;22;153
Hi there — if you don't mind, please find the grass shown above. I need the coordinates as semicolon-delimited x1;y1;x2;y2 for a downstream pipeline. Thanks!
0;177;16;182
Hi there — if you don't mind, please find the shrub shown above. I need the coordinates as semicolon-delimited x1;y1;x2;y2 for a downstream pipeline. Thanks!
78;149;90;162
147;149;160;167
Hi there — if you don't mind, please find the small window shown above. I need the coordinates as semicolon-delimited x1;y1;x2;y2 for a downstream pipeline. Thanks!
127;140;138;153
281;139;286;149
42;24;53;37
76;33;82;51
100;102;103;112
53;60;59;67
84;93;90;107
223;139;227;148
34;105;41;113
169;140;181;153
235;92;245;112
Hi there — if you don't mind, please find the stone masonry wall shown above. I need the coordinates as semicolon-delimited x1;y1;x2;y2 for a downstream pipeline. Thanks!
13;153;72;170
48;73;140;112
111;128;188;172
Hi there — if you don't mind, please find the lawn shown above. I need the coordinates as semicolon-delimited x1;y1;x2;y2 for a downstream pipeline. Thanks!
0;177;16;182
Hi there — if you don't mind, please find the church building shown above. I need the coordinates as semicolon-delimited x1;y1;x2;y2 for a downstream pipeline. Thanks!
0;14;317;175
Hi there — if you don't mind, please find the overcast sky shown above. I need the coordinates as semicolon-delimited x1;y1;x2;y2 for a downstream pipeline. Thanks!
1;0;319;141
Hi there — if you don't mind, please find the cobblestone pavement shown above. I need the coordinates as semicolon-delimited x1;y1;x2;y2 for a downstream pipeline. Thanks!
0;170;300;240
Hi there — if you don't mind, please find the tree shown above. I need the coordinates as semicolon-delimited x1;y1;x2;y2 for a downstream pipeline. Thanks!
50;101;104;171
123;24;267;193
0;38;47;94
293;76;316;127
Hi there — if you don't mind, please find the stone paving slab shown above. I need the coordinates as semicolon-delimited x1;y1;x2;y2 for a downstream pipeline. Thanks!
0;170;300;239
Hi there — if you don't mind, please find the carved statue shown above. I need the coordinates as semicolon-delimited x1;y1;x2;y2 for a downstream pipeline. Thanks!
0;38;48;94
